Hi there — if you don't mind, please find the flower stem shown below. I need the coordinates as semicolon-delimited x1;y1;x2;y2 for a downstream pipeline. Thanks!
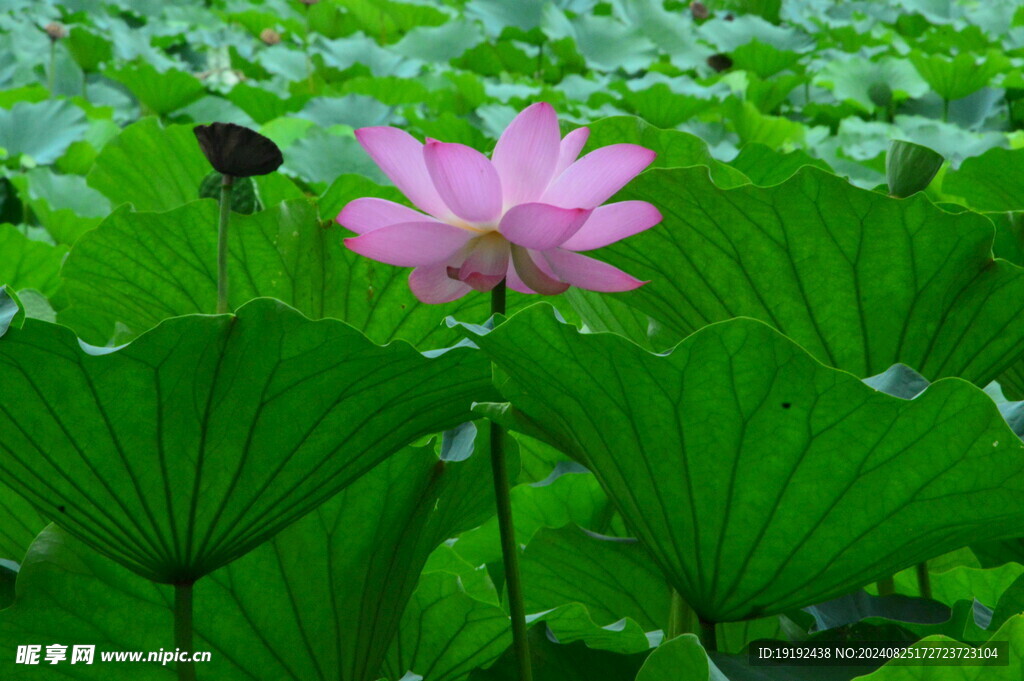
877;576;895;596
916;562;932;600
174;582;196;681
217;175;234;314
489;280;533;681
48;40;56;97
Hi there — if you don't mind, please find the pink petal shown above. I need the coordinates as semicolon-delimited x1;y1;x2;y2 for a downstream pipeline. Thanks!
354;127;452;219
423;140;503;224
491;102;561;206
542;144;656;209
510;244;570;295
505;262;535;294
409;264;472;303
542;249;647;292
344;221;474;267
553;127;590;177
499;203;593;250
560;201;662;251
337;198;435;235
459;233;509;291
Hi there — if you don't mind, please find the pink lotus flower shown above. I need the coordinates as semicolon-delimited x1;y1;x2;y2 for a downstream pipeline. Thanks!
338;102;662;303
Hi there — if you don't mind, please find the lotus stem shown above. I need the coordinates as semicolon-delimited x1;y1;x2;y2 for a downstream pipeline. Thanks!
489;280;533;681
174;582;196;681
877;576;895;596
217;175;234;314
916;562;932;600
48;40;56;96
699;619;718;653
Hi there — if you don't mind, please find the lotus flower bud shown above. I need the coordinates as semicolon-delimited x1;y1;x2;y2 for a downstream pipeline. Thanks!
44;22;67;41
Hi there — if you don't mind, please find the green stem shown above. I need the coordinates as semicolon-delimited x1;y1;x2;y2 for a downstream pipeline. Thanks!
667;589;698;640
699;619;718;653
48;40;56;96
174;582;196;681
489;280;532;681
942;97;949;123
877;576;895;596
916;562;932;600
217;175;234;314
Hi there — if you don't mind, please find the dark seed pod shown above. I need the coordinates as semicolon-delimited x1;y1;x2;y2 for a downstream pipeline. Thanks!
690;1;709;20
193;122;284;178
707;54;733;72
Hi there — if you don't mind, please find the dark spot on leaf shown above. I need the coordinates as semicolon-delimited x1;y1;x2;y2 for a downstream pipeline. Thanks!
781;402;791;409
57;505;66;513
707;54;733;72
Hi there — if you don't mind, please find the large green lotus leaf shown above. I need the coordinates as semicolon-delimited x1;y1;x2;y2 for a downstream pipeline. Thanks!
0;437;497;681
283;127;388;191
944;148;1024;212
561;287;665;352
465;305;1024;622
105;61;206;116
57;198;498;349
521;526;670;632
614;83;715;130
890;563;1024;611
0;560;13;610
852;615;1024;680
729;143;833;187
909;50;1010;102
816;57;929;112
635;634;725;681
992;574;1024;632
0;100;89;165
0;225;67;298
86;117;210;212
388;543;661;680
452;468;613;568
580;116;749;189
384;568;512;681
729;40;802;79
226;83;308;126
604;166;1024;384
9;169;110;245
725;99;806;148
0;298;493;583
468;624;648;681
0;480;43;562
